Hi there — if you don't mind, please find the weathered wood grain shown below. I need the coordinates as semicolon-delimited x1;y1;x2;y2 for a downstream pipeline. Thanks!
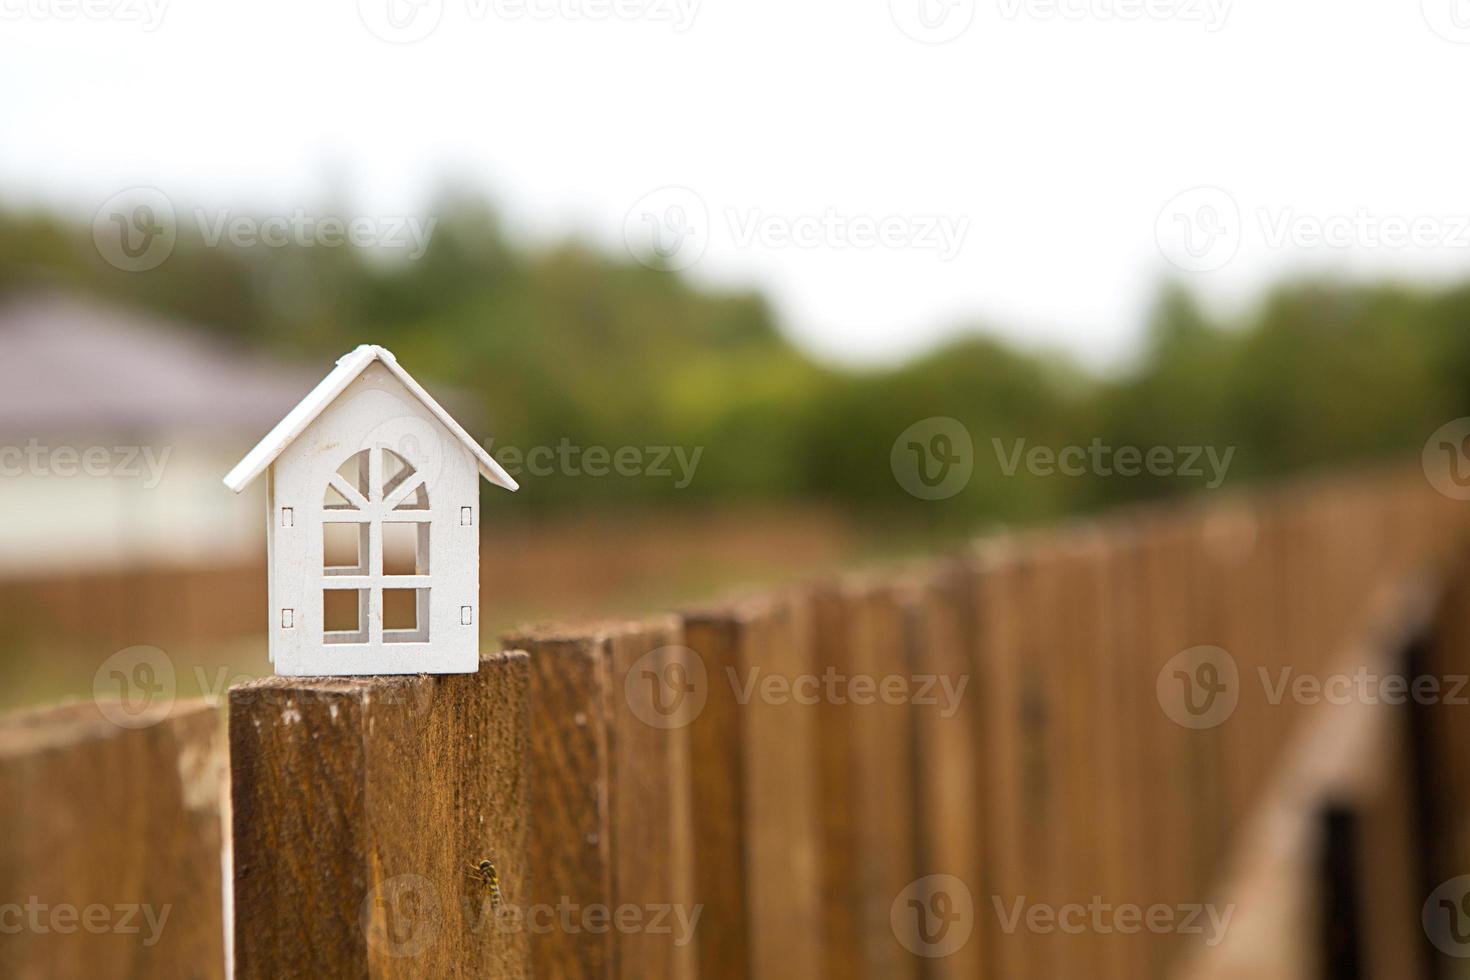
0;699;226;980
683;591;825;980
810;575;921;980
905;559;984;980
508;616;697;980
507;627;614;980
229;651;530;979
604;619;699;980
508;617;696;980
969;540;1034;980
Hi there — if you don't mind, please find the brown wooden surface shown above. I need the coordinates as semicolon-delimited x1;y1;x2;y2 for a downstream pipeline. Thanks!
510;628;614;980
604;619;699;980
0;699;226;980
906;559;984;980
970;541;1032;980
683;591;825;980
811;581;862;980
229;651;530;979
508;616;698;980
819;575;922;980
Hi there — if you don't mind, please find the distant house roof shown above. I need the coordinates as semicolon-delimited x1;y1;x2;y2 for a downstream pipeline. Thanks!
223;344;518;493
0;292;320;437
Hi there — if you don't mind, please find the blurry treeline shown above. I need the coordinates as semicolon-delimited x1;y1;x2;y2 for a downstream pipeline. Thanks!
3;192;1469;524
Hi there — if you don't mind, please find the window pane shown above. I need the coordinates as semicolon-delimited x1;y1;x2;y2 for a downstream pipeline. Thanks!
340;450;370;496
382;449;417;498
323;522;368;575
324;588;368;644
393;483;430;511
383;588;429;643
326;450;370;509
383;522;429;576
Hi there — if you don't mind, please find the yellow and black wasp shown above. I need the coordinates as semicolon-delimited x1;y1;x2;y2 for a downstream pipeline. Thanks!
465;858;502;912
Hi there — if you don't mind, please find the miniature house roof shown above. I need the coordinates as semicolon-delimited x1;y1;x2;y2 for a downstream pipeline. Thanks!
222;344;518;493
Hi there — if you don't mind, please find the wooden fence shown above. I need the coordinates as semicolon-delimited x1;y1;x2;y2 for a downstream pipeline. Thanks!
4;464;1470;978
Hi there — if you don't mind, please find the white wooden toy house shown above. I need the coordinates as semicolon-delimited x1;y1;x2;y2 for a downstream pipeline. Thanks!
223;345;517;675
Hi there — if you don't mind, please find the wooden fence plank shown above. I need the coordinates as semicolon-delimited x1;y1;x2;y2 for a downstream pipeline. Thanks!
508;616;698;980
1098;520;1157;980
811;581;863;980
604;619;699;980
969;541;1035;980
229;651;530;979
508;628;614;980
1018;535;1073;979
683;591;825;980
905;559;984;980
0;699;226;980
810;575;923;980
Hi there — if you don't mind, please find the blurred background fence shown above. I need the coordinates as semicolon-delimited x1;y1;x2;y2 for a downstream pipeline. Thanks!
5;462;1470;978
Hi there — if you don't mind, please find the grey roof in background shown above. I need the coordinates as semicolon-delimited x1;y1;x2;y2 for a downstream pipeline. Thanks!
0;293;324;437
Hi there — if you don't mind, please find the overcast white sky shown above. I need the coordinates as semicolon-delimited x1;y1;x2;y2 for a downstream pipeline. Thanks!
3;0;1470;368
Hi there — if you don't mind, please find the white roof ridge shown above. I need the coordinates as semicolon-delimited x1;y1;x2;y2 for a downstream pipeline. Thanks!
222;344;519;493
